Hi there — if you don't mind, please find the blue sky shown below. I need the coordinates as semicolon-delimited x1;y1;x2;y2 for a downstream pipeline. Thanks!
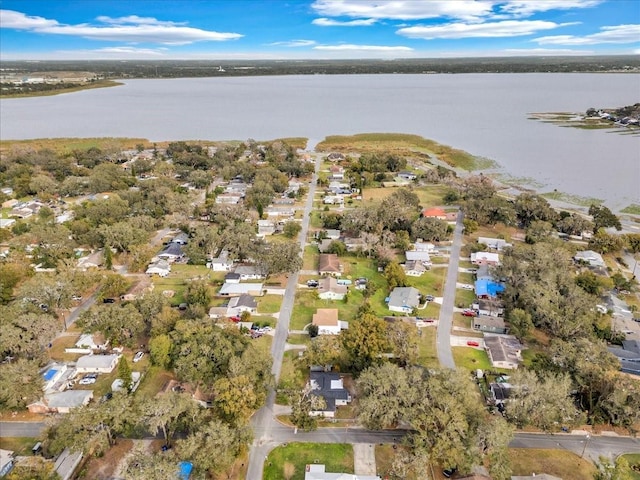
1;0;638;60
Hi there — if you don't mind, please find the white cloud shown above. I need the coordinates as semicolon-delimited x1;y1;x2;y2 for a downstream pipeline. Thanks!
499;0;603;17
314;44;413;51
0;10;243;45
312;17;377;27
311;0;495;21
93;46;167;55
535;24;640;45
398;20;572;39
95;15;186;26
268;39;317;47
503;47;595;55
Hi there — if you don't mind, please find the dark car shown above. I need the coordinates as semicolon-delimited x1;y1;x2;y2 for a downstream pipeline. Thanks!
443;467;457;478
103;298;116;304
306;280;319;288
425;295;435;302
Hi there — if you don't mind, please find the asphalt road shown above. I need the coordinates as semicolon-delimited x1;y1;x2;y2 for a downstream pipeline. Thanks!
246;151;321;480
436;211;464;369
0;421;46;437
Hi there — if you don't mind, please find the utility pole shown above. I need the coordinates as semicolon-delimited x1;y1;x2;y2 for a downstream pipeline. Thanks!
580;433;591;458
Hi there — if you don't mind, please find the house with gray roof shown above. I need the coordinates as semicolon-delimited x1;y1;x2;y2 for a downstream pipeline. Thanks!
305;464;380;480
76;354;120;373
484;335;523;370
308;371;351;418
226;294;258;317
45;390;93;414
54;449;84;480
387;287;421;313
218;282;263;297
574;250;605;268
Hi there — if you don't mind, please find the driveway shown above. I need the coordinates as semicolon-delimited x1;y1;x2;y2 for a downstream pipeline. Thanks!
353;443;377;476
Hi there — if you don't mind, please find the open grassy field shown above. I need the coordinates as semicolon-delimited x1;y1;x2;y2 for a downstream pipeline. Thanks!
417;326;439;369
0;437;39;455
151;263;217;305
258;295;283;314
315;133;478;170
0;80;124;99
264;443;354;480
509;448;597;480
0;136;149;155
621;454;640;480
134;366;174;399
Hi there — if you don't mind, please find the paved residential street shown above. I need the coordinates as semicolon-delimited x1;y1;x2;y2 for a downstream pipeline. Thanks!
0;421;46;437
436;211;464;369
246;151;321;480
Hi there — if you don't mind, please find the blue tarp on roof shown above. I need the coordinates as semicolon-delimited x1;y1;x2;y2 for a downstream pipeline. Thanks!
43;368;58;381
178;462;193;480
475;279;505;297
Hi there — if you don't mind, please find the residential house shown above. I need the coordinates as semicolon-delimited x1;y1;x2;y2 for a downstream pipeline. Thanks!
266;206;295;219
472;299;504;317
317;277;348;301
224;272;241;284
157;243;184;262
318;238;334;253
574;250;605;268
75;354;120;374
489;382;513;407
257;219;276;237
323;195;344;205
470;251;500;266
398;171;417;181
478;237;512;251
473;315;509;335
54;449;84;480
0;449;14;478
29;390;94;414
405;250;431;263
421;207;447;220
608;340;640;376
0;218;16;229
412;240;435;252
234;265;266;280
312;309;348;335
226;294;258;317
318;254;342;276
42;364;72;393
388;287;421;313
209;250;233;271
65;334;109;354
342;236;367;253
304;464;380;480
325;229;341;240
77;250;104;270
308;371;352;418
403;260;427;277
218;282;264;297
326;152;345;162
484;335;523;370
475;264;492;281
171;232;189;245
146;259;171;277
474;279;505;298
329;165;345;180
215;193;243;205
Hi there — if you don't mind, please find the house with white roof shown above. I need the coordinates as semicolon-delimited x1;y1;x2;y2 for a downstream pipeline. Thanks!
478;237;512;251
387;287;421;313
317;277;348;301
209;249;233;271
470;251;500;266
574;250;605;268
405;250;431;263
146;259;171;277
218;282;264;297
75;354;120;374
305;464;380;480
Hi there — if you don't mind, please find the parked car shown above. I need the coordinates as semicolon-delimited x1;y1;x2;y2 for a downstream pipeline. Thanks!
467;340;480;347
443;467;457;478
461;284;474;290
133;351;144;363
103;298;116;304
229;316;241;322
461;309;476;317
79;375;97;385
425;295;435;302
306;280;319;288
71;295;82;301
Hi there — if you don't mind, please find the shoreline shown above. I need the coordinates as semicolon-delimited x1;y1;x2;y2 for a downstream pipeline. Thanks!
0;80;123;99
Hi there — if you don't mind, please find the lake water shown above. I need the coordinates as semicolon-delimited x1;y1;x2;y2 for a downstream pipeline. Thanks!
1;73;638;209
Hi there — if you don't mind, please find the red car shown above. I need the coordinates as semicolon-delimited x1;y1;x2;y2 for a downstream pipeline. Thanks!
229;316;241;322
461;309;476;317
467;340;480;347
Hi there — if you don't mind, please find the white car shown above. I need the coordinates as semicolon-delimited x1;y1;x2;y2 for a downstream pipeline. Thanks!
133;351;144;363
78;375;97;385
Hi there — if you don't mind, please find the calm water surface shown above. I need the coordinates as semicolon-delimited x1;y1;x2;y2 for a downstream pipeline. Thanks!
1;74;638;208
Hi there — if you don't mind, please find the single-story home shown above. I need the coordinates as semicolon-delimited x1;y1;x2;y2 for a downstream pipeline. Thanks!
29;390;93;414
318;254;342;276
478;237;512;251
403;260;427;277
171;232;189;245
470;251;500;266
484;335;523;370
474;279;505;298
266;207;295;218
157;243;184;262
0;449;14;478
342;236;367;252
608;340;640;376
317;277;348;301
0;218;16;229
412;241;435;252
308;371;351;418
226;294;258;317
65;333;109;354
305;464;380;480
75;354;120;374
233;265;266;280
473;315;509;335
421;207;447;220
215;193;243;205
398;171;417;181
218;282;264;297
257;219;276;237
574;250;606;268
54;449;84;480
77;250;104;270
324;229;341;240
224;272;241;283
405;250;431;263
323;195;344;205
387;287;421;313
472;299;505;317
209;250;233;271
312;309;349;335
490;382;513;406
327;152;345;162
146;259;171;277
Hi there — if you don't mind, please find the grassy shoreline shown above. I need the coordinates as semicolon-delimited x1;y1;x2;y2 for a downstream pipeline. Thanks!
0;80;123;99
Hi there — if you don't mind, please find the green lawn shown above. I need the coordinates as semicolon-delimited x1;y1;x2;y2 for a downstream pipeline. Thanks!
621;454;640;480
258;295;283;314
452;346;493;371
406;268;447;296
455;289;477;309
0;437;39;455
264;443;354;480
303;245;319;271
134;366;174;399
151;263;219;306
509;448;596;480
417;327;439;369
277;351;311;403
